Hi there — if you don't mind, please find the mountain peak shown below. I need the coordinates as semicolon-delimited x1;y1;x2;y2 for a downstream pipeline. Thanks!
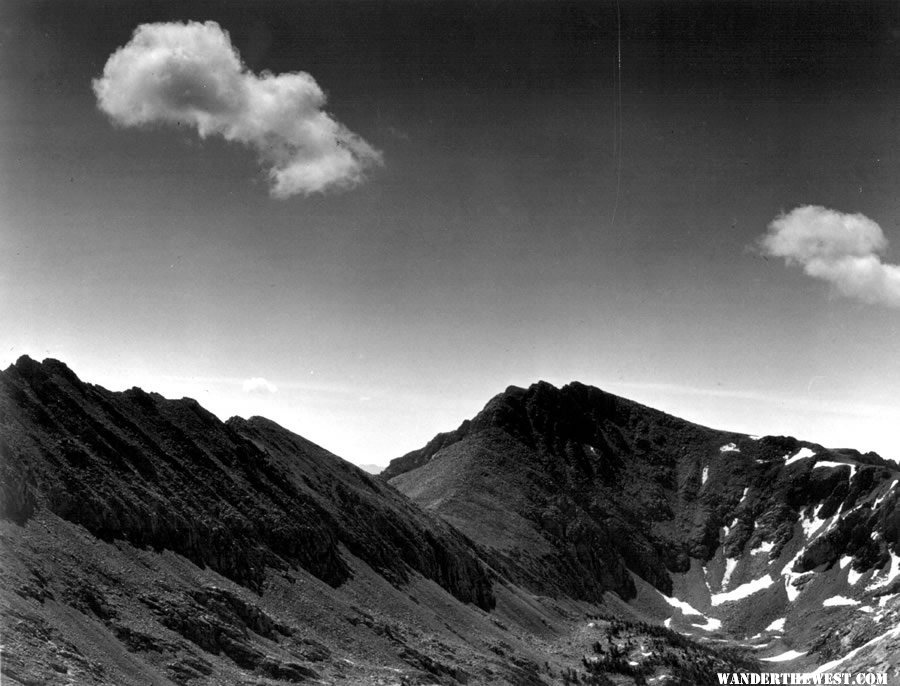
382;379;625;481
387;378;900;611
501;383;529;397
9;354;83;387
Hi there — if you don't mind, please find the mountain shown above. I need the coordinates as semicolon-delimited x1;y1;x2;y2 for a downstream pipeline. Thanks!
385;381;900;677
2;360;898;685
0;357;535;685
356;464;385;475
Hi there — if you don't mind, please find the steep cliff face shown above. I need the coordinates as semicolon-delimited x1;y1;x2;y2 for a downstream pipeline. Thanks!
229;415;495;610
387;381;900;671
0;355;494;608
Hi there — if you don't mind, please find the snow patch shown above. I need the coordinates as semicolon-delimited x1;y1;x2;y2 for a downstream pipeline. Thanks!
784;447;815;466
867;550;900;590
721;558;738;591
720;443;740;453
664;618;672;628
739;487;749;503
847;567;863;586
813;460;857;479
765;617;785;631
822;595;859;607
701;466;709;485
691;616;722;631
750;540;774;556
722;518;738;542
659;592;703;617
781;549;813;602
872;479;897;510
824;503;843;534
762;650;806;662
711;575;774;605
800;506;826;539
839;556;851;569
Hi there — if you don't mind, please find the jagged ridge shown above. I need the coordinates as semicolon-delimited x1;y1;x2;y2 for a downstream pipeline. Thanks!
0;356;494;610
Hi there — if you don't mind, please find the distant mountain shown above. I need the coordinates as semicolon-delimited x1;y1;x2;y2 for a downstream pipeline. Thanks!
386;381;900;675
2;360;898;684
356;463;384;475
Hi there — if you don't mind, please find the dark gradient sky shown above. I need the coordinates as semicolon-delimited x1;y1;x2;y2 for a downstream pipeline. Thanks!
4;1;900;464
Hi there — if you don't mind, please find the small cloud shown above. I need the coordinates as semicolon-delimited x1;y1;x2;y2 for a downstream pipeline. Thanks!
759;205;900;307
93;21;382;197
242;377;278;394
386;126;411;142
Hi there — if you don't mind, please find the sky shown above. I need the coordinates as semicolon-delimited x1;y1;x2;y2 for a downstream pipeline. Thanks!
3;0;900;467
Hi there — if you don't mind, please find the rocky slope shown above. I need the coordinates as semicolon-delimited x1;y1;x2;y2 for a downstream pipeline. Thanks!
0;356;493;608
2;360;896;684
386;381;900;677
0;357;513;685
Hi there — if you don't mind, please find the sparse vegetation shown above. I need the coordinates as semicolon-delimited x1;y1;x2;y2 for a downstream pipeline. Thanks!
580;618;758;686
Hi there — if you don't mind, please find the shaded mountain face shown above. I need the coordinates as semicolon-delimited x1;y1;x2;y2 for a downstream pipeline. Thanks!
386;381;900;671
0;355;493;609
3;357;548;685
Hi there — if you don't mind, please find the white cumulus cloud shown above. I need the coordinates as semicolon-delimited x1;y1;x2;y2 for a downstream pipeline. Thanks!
759;205;900;307
93;21;381;197
242;377;278;394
